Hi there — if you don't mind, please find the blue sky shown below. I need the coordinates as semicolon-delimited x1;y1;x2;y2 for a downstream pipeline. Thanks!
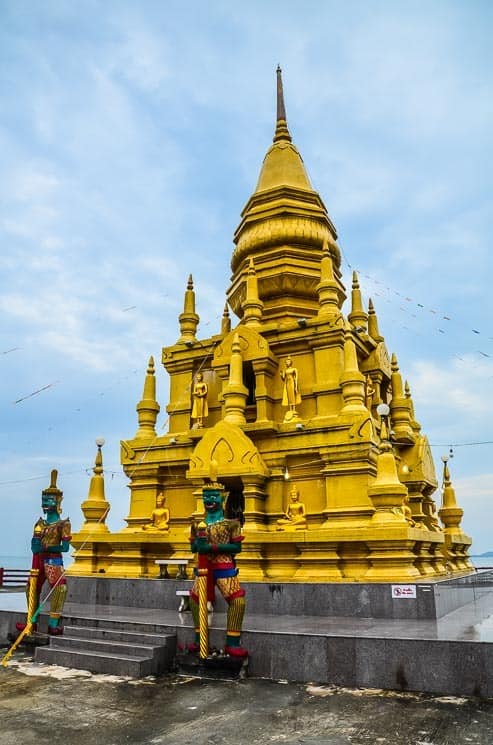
1;0;492;557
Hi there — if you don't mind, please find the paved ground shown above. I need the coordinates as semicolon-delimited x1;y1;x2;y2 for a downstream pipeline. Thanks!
0;653;492;745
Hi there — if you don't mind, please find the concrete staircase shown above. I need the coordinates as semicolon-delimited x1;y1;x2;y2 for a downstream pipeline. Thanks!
35;619;176;677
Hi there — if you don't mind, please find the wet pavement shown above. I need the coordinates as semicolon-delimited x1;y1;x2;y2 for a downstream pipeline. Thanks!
0;653;492;745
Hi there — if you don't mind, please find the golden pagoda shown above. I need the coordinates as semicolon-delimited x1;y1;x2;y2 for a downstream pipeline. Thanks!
69;68;473;582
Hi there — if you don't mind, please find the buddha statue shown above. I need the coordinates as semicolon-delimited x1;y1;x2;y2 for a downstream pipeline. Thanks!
276;485;307;531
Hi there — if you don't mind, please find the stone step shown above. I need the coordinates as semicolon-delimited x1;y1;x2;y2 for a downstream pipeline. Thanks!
35;646;157;677
49;634;161;660
63;624;171;647
62;615;174;635
34;620;177;677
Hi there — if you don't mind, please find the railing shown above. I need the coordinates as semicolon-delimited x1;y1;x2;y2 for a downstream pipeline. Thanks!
0;568;30;589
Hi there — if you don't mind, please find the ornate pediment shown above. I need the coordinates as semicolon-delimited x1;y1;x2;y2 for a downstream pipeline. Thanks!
188;421;269;480
213;326;273;367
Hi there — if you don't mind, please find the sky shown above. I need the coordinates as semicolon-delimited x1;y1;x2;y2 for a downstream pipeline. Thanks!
1;0;492;558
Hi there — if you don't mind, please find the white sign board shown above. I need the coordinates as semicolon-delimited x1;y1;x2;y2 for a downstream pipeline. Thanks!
391;584;417;599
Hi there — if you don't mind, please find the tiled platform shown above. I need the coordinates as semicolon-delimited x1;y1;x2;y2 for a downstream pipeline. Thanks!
2;572;493;695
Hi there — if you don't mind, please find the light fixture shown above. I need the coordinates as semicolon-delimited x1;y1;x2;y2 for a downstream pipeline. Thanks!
169;437;177;445
297;318;307;328
95;437;105;448
441;455;449;464
184;340;195;348
284;466;290;481
295;422;304;431
376;403;390;417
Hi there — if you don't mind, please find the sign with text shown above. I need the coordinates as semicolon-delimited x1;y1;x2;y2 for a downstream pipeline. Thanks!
391;584;417;599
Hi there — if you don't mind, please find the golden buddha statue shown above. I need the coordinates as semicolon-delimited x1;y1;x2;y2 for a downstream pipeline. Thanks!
276;485;307;531
191;372;208;428
142;492;170;532
281;356;301;421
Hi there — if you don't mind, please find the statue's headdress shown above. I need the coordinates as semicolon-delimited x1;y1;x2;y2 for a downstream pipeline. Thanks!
42;469;63;514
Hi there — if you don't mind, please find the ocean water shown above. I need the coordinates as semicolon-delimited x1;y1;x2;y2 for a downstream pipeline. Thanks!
0;555;31;569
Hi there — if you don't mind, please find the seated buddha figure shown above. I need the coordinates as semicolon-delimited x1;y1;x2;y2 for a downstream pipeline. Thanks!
276;485;307;531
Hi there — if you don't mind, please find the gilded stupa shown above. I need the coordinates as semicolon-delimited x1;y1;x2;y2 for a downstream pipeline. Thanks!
69;69;473;582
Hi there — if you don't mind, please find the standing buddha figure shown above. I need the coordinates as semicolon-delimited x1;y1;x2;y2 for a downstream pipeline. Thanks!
281;356;301;421
191;372;209;428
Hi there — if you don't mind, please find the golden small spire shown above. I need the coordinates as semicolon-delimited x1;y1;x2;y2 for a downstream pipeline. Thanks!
80;439;110;533
242;257;264;328
405;380;421;434
178;274;199;344
223;333;248;425
368;407;409;528
389;354;414;444
367;299;383;342
391;353;404;397
348;271;368;331
317;240;341;318
438;458;464;534
135;356;160;439
340;323;366;413
221;302;231;335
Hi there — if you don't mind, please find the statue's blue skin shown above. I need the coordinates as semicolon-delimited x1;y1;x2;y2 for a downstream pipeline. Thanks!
192;489;242;557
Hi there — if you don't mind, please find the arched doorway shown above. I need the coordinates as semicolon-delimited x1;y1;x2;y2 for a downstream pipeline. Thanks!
222;476;245;525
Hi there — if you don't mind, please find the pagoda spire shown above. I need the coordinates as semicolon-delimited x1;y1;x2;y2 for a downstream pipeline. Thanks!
368;410;409;527
135;356;160;439
317;239;341;318
223;333;248;426
178;274;199;344
242;257;264;328
389;353;414;443
438;458;464;534
348;271;368;331
340;323;366;413
367;299;384;342
79;439;110;534
221;301;231;335
274;65;292;143
229;67;343;323
405;380;421;434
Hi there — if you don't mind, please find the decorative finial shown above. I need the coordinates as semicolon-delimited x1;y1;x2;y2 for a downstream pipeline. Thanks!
389;353;414;444
135;356;160;439
340;322;366;413
94;438;104;476
368;402;410;531
223;332;248;425
221;301;231;335
243;257;263;328
274;65;292;143
276;65;287;122
317;239;341;318
80;439;110;532
348;270;368;331
367;298;384;342
178;274;199;344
